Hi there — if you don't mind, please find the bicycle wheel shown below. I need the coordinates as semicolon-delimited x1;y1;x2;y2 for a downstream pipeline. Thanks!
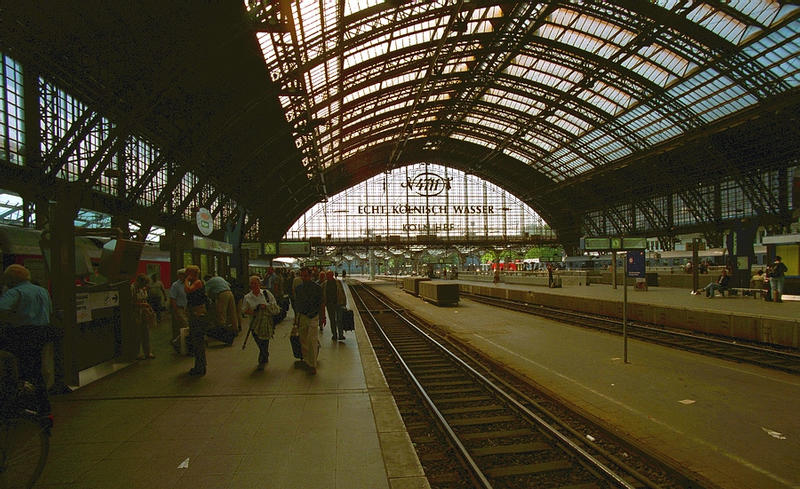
0;417;50;489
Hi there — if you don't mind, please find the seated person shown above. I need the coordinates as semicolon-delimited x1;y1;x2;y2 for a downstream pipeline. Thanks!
750;270;765;289
702;269;730;298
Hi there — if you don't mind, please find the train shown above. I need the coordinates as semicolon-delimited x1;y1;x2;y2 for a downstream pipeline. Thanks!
0;224;307;289
563;246;770;271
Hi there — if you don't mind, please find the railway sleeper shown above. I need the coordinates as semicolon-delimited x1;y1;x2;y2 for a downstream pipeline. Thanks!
440;404;504;415
426;387;483;395
484;459;572;478
470;441;551;457
460;428;535;440
447;415;517;426
423;380;475;388
433;395;492;404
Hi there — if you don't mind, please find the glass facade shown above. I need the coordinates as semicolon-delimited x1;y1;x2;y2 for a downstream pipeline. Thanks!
284;163;551;241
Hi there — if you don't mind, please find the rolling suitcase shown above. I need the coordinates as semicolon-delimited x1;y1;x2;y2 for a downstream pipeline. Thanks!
342;309;355;332
179;327;190;355
290;334;303;359
206;325;235;346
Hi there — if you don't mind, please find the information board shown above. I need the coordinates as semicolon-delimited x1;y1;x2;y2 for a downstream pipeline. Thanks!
582;236;647;251
626;250;645;278
622;237;647;250
582;237;610;250
277;241;311;257
241;243;261;259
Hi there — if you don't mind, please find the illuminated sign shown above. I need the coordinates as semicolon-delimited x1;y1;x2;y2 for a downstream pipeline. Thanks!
192;236;233;253
277;241;311;257
196;208;213;236
582;237;610;250
622;237;647;250
581;236;646;251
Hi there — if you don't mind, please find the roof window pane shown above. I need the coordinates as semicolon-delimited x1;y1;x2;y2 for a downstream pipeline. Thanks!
686;4;747;44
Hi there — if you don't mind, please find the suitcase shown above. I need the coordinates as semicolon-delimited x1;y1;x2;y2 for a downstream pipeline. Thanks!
206;325;235;346
290;335;303;359
179;327;190;355
342;309;355;331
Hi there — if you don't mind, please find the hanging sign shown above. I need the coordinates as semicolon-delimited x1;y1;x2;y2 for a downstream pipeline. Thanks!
196;208;213;236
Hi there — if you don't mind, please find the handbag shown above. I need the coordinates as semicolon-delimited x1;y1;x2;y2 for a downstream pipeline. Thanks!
264;290;281;315
290;326;303;359
266;300;281;315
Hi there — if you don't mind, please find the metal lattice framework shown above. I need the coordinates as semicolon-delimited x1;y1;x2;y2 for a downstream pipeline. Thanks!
1;1;799;248
250;0;800;246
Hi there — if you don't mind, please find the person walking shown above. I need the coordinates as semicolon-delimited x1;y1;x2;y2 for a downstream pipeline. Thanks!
169;268;188;352
131;274;155;359
293;267;323;374
147;272;167;322
291;270;303;327
242;275;277;370
184;266;208;376
322;270;347;341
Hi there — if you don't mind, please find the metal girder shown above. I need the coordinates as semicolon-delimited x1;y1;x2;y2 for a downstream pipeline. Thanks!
40;112;104;180
256;0;328;197
387;0;466;167
679;187;719;226
429;3;553;149
732;169;782;217
127;152;170;203
77;123;131;189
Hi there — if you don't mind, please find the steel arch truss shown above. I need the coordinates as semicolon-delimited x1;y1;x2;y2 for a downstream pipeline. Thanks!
249;0;800;185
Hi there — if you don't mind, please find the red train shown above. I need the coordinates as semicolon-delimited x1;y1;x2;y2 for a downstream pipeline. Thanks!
0;224;171;287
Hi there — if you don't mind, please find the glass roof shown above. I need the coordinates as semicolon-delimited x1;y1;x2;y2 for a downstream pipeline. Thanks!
247;0;800;182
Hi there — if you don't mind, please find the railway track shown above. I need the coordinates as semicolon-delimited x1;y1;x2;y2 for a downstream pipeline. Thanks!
461;292;800;375
351;283;701;489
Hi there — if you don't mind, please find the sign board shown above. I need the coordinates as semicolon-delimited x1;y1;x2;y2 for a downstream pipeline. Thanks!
626;250;645;278
196;208;213;236
241;243;261;259
98;239;145;282
582;236;646;251
278;241;311;257
622;237;647;250
75;290;120;323
192;235;233;254
582;237;610;250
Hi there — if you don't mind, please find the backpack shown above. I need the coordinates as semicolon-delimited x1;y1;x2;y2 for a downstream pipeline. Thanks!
772;262;787;278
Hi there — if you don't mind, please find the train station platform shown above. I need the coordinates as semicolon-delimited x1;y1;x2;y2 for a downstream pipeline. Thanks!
36;287;429;489
402;276;800;349
367;277;800;489
459;276;800;320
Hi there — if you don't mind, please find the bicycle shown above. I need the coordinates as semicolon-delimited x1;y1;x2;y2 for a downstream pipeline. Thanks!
0;351;53;489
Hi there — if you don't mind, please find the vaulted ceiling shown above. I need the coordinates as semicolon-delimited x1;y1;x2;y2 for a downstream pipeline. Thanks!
3;0;800;244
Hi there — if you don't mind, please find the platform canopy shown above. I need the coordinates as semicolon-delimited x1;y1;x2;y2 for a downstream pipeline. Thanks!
2;1;799;246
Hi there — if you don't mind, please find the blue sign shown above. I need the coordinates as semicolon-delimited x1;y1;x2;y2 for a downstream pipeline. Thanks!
627;250;645;278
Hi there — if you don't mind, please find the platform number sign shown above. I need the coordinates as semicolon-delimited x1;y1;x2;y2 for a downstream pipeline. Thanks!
196;208;213;236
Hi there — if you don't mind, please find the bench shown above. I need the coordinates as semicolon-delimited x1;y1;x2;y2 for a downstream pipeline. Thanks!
727;288;766;299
